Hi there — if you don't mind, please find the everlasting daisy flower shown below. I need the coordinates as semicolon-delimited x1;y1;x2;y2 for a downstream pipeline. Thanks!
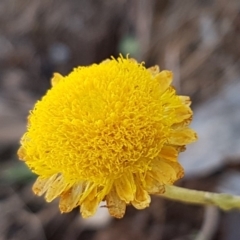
18;56;197;218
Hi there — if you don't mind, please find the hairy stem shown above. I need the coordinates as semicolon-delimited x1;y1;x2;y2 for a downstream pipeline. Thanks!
161;185;240;210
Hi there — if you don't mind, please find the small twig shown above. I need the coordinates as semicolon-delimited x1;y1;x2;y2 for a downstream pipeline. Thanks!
161;185;240;211
195;206;220;240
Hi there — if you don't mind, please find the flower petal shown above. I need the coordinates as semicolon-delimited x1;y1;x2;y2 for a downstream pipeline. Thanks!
145;173;165;194
51;73;63;87
17;147;26;161
174;105;192;124
155;70;173;94
33;174;58;196
131;185;151;209
106;187;126;218
148;65;160;76
59;183;84;213
45;174;70;202
114;171;136;203
159;145;178;162
179;95;191;107
80;187;100;218
169;128;197;145
150;158;183;184
81;198;100;218
78;182;96;204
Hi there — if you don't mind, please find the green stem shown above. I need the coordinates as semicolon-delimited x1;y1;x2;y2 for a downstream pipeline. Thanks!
161;185;240;210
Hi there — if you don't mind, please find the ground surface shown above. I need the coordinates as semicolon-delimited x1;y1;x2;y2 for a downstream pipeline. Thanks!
1;1;240;239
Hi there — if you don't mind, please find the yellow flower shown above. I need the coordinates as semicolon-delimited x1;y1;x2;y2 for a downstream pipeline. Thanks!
18;56;197;218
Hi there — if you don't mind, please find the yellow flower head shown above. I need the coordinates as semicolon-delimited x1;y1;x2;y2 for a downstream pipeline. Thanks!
18;56;197;218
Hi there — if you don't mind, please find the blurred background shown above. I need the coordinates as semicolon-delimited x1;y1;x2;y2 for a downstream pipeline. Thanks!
0;0;240;239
